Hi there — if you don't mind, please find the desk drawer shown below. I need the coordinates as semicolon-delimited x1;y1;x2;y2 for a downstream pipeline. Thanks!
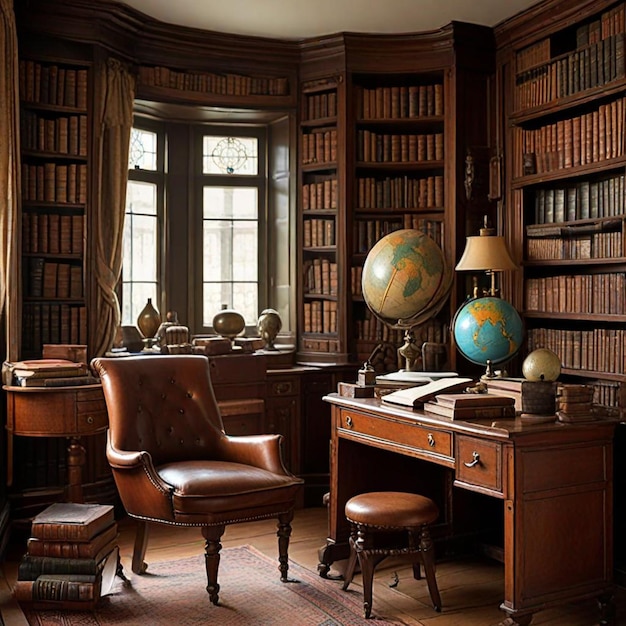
339;409;452;459
455;435;503;495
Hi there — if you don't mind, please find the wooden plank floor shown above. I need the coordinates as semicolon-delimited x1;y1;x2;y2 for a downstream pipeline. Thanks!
2;507;625;625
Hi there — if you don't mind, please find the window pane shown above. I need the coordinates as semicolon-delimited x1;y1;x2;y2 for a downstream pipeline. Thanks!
203;185;258;326
129;128;157;171
126;180;157;216
203;136;258;175
124;214;157;281
203;186;257;219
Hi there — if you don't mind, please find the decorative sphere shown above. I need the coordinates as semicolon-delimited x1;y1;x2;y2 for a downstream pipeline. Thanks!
257;308;282;350
522;348;561;382
361;229;452;328
213;307;245;340
453;296;524;366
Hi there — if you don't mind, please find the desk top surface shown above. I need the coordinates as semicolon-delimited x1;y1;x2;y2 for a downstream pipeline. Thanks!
324;392;618;441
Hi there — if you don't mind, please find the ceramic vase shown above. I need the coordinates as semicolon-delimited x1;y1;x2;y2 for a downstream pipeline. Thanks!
137;298;161;339
213;305;245;340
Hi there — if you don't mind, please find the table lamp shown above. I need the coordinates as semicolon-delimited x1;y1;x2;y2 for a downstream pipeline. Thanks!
452;217;523;378
454;216;518;296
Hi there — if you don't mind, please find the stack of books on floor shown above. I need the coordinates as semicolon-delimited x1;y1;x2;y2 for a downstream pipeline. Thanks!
13;502;119;610
423;393;516;420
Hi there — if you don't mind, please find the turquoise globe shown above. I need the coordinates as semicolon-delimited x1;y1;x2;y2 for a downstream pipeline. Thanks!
361;229;452;328
453;296;524;366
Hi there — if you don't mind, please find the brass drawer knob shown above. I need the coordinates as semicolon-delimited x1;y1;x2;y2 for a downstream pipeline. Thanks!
86;416;94;425
345;416;353;428
427;433;435;447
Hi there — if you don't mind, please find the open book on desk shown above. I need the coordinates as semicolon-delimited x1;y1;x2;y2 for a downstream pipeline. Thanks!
381;377;474;409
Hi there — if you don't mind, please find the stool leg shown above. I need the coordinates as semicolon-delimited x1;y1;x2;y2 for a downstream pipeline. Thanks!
342;525;359;591
419;526;441;612
354;526;386;619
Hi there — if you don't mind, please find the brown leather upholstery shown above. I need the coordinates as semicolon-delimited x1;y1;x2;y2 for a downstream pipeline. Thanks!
343;491;441;619
91;354;303;604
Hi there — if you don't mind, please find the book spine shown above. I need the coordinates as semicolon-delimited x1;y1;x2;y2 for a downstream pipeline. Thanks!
18;555;101;580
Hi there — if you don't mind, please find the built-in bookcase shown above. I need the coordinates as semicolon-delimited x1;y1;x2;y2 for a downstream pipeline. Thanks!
507;0;626;412
19;57;90;358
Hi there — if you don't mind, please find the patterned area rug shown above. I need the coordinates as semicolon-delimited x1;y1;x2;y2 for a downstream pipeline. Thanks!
23;545;403;625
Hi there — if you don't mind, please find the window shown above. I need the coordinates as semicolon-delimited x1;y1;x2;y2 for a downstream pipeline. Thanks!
122;115;290;337
123;125;162;326
199;132;265;327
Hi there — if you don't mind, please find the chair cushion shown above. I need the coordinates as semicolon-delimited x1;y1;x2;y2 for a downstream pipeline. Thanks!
345;491;439;529
158;460;302;521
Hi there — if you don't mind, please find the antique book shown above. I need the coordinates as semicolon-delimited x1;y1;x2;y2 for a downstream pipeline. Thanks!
432;393;515;409
13;572;101;603
18;545;117;581
381;377;473;409
27;524;118;559
423;400;516;420
30;503;114;542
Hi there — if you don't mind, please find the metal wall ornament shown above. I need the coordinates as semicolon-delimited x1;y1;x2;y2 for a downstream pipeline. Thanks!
211;137;249;174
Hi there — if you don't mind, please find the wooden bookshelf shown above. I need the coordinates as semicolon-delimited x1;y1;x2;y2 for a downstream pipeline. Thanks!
296;26;495;370
501;0;626;415
19;57;90;359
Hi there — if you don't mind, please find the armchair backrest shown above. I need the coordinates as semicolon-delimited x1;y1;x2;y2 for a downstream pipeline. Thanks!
92;355;226;466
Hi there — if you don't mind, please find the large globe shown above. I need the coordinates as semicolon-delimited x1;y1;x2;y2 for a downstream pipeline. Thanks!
453;296;524;366
361;229;452;328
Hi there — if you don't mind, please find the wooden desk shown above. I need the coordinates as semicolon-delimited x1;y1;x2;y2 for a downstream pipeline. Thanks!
4;385;108;503
321;393;616;626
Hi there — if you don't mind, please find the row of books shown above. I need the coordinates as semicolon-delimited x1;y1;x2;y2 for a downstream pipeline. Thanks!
21;111;88;157
514;32;625;111
303;258;338;296
528;327;626;375
21;303;88;352
302;299;337;334
19;61;88;109
14;503;118;610
303;218;335;247
23;212;83;255
526;230;622;261
354;83;444;119
531;174;625;223
525;273;626;316
353;309;406;344
300;336;340;353
22;163;89;204
357;130;443;164
353;219;402;254
302;91;337;121
356;175;444;210
302;178;337;211
515;3;624;74
301;129;338;165
402;216;444;248
138;65;290;97
26;258;83;300
516;96;625;176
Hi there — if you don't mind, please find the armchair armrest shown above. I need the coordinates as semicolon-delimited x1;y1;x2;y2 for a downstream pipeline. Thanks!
106;432;176;521
220;433;293;476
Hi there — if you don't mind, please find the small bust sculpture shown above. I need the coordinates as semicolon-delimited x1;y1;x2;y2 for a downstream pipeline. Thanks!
257;308;282;351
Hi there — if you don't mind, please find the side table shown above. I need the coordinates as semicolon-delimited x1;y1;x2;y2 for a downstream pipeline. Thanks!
4;384;108;503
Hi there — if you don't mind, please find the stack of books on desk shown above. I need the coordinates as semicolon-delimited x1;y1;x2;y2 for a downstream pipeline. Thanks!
13;503;119;610
9;359;97;387
424;393;516;420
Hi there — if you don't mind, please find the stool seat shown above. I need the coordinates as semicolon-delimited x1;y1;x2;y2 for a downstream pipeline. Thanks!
342;491;441;619
345;491;439;529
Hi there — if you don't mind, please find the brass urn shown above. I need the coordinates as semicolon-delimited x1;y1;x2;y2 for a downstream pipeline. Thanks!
212;305;245;340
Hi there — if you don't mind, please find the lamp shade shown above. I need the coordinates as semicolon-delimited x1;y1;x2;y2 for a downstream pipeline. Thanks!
455;234;518;272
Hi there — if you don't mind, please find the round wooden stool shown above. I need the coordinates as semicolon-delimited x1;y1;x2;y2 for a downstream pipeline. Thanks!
342;491;441;619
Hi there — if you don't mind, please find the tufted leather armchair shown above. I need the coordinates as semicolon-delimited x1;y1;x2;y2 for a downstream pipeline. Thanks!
91;354;303;604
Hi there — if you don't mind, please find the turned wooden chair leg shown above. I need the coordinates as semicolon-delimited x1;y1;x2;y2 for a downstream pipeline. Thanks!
418;526;441;611
202;524;225;605
354;526;386;619
132;520;150;574
277;511;296;583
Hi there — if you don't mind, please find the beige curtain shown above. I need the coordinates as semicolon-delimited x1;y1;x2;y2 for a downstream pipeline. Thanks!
0;0;20;362
91;58;135;357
